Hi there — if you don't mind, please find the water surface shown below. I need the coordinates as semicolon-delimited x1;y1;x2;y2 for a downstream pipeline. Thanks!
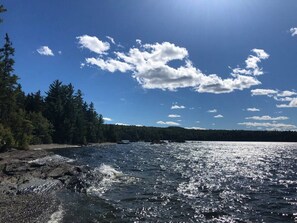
53;141;297;222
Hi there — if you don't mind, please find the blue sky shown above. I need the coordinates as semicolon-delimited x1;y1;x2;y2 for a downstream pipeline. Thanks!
2;0;297;130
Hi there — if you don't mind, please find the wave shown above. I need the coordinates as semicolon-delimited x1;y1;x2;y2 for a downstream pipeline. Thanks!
28;154;74;166
47;205;64;223
86;164;124;196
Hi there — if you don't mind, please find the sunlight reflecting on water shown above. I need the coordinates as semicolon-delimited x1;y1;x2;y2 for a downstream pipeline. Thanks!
54;141;297;222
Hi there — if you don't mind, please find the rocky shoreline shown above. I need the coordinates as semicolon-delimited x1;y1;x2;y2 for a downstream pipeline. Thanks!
0;146;97;223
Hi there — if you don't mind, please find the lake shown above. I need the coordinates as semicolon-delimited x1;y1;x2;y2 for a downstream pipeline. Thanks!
53;141;297;222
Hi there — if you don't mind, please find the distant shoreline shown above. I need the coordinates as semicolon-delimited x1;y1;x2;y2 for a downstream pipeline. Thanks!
28;142;116;150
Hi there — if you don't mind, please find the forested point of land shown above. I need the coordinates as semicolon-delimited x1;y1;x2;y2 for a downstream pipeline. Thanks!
105;125;297;143
1;5;297;151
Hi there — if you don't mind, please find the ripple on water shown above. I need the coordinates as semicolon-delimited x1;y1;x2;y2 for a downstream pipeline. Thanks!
53;141;297;222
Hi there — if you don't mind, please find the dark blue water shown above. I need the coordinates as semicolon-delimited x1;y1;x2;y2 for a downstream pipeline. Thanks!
53;142;297;222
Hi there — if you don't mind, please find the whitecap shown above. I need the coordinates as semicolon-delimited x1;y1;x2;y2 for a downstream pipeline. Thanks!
86;164;124;197
28;155;74;165
47;205;64;223
97;164;123;178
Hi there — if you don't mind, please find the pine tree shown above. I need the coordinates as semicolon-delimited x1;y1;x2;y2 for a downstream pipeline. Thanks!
0;34;18;124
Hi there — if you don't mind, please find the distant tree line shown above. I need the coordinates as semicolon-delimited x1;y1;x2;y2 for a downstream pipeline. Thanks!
104;125;297;143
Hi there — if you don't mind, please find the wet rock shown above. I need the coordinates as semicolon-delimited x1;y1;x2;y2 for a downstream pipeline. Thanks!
4;162;30;175
0;194;60;223
65;176;88;193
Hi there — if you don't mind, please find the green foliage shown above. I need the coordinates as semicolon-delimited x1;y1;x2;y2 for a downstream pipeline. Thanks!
28;112;53;144
103;124;297;143
44;80;104;145
9;110;33;149
0;34;18;125
0;123;14;150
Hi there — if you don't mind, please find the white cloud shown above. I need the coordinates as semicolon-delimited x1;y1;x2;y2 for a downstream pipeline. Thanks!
290;28;297;36
156;121;180;126
115;122;129;126
273;96;294;102
277;90;297;97
214;114;223;118
185;127;206;130
106;36;115;44
168;114;181;118
80;63;85;69
238;122;297;131
58;51;62;55
77;35;110;54
251;89;297;108
247;107;260;112
208;109;217;113
86;57;133;72
252;49;270;60
245;116;289;121
276;98;297;108
232;48;269;76
195;74;261;94
251;89;278;96
251;89;296;98
79;37;269;94
37;46;54;56
103;117;112;121
171;104;186;109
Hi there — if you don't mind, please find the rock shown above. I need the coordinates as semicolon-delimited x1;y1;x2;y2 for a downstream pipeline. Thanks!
3;162;30;175
65;176;88;193
48;166;71;179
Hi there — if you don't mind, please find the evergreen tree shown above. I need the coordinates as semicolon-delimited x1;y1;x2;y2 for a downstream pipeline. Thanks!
44;80;66;143
25;90;44;113
28;112;53;144
0;34;18;124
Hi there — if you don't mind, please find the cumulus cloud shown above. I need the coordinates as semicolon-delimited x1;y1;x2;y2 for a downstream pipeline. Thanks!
156;121;180;126
168;114;181;118
85;57;132;72
290;28;297;36
77;35;110;54
247;107;260;112
103;117;112;121
274;97;294;102
238;122;297;131
232;48;269;76
185;127;206;130
214;114;223;118
208;109;217;113
251;88;297;108
252;49;270;60
251;88;278;96
245;116;288;121
251;89;297;98
171;104;186;109
79;36;269;94
276;98;297;108
37;46;54;56
277;90;297;97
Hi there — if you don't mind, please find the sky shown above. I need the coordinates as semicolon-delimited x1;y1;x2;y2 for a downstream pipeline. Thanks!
1;0;297;131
